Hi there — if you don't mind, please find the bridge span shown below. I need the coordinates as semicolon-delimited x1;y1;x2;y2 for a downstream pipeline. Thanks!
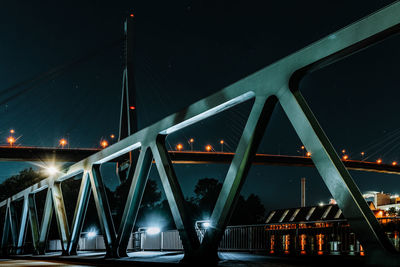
0;146;399;175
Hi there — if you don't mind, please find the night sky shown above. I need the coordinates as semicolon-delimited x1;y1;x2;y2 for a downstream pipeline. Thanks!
1;0;400;213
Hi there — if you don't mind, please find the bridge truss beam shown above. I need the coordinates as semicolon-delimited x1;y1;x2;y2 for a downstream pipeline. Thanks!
1;2;400;265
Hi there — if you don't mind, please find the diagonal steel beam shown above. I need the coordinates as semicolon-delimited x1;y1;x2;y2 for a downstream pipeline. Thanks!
27;194;40;254
152;136;200;257
15;195;29;254
89;165;117;256
278;87;398;263
67;172;91;255
38;187;53;254
51;183;70;255
197;96;277;261
114;147;153;257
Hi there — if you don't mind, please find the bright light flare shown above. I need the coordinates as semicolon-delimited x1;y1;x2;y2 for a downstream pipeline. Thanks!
202;222;211;228
7;136;15;146
219;140;224;144
205;145;212;152
45;166;59;176
176;143;183;151
87;231;97;238
101;140;108;148
306;152;311;157
342;155;348;160
59;138;67;147
318;202;324;206
377;159;382;164
189;138;194;143
392;161;398;166
146;227;161;235
10;129;15;134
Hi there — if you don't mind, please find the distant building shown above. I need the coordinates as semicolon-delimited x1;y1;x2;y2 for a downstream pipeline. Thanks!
264;203;400;255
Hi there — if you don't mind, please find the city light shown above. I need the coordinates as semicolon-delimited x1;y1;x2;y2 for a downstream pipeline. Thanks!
306;152;311;157
129;106;136;110
146;227;161;235
189;138;194;143
7;136;15;146
377;158;382;164
176;143;183;151
220;140;224;144
392;161;398;166
10;129;15;134
205;145;212;152
101;140;108;148
361;152;365;156
301;145;305;150
110;134;115;139
342;149;346;154
59;138;67;148
342;155;348;160
318;202;324;206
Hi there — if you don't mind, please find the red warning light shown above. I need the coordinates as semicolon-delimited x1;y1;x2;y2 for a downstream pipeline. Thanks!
130;106;136;110
130;13;134;18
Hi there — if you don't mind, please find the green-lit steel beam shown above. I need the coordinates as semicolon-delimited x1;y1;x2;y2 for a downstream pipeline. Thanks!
0;2;400;265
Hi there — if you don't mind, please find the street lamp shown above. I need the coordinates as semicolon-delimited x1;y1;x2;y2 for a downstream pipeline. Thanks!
188;138;194;151
176;143;183;151
59;138;67;148
10;129;15;134
101;140;109;148
377;158;382;164
306;151;311;157
7;136;15;146
220;140;224;152
205;145;212;152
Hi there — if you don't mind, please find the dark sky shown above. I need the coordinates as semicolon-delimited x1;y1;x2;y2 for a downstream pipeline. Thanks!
1;0;400;212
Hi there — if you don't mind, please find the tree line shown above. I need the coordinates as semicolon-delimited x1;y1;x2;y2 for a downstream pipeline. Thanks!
0;168;266;237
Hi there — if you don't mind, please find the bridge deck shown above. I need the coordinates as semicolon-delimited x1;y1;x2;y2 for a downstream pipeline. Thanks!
4;251;366;266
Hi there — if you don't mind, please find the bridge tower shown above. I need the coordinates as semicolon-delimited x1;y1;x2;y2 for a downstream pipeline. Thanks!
117;13;138;182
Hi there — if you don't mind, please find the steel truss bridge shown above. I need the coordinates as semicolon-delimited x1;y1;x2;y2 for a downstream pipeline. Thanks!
2;2;400;265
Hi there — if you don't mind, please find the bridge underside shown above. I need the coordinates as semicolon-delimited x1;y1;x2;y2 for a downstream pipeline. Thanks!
2;2;400;266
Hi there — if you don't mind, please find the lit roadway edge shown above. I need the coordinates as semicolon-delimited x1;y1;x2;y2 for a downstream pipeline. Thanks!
0;146;398;175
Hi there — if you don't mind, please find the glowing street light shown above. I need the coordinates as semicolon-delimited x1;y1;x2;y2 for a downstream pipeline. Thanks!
202;221;211;228
10;129;15;134
306;151;311;157
7;136;15;146
319;202;324;206
101;140;109;148
220;140;224;152
176;143;183;151
59;138;67;148
342;149;346;154
342;155;349;161
110;134;115;139
361;152;365;160
377;158;382;164
188;138;194;151
392;161;398;166
205;145;212;152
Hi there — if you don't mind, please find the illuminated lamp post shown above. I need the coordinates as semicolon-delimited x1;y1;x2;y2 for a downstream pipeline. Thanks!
59;138;67;148
220;140;224;152
101;140;109;148
7;136;15;147
176;143;183;151
188;138;194;151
